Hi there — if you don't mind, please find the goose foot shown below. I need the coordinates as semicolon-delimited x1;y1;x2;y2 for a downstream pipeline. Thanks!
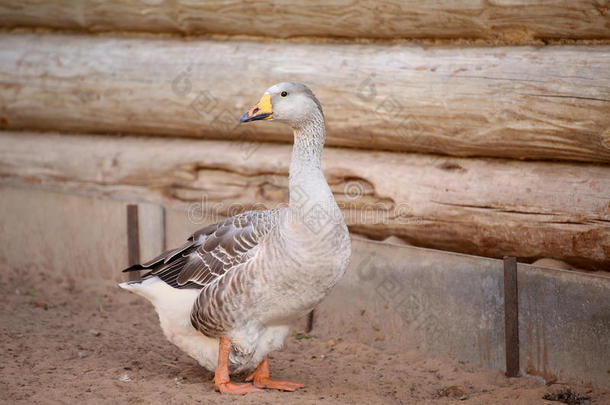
246;356;304;392
214;337;263;395
216;382;263;395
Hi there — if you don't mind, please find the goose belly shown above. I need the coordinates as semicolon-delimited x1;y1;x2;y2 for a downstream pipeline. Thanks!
228;323;292;373
119;277;291;373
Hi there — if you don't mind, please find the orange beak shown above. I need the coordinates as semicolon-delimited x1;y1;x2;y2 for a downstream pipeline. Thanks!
239;93;273;123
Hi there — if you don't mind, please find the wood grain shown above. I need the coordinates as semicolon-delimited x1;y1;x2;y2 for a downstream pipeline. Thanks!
0;34;609;163
0;0;608;40
1;132;607;270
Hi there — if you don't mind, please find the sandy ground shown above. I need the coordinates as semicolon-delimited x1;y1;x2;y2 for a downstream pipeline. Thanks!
1;268;608;405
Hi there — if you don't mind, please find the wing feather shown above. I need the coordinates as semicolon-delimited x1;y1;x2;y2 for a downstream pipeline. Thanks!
122;209;280;289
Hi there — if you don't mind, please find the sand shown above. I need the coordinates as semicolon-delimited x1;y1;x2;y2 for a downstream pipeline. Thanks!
1;268;607;405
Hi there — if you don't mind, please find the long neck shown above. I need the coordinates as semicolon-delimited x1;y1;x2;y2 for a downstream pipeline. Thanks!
289;111;328;207
284;112;347;252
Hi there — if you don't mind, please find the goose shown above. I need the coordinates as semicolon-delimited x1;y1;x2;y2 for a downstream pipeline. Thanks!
119;82;351;395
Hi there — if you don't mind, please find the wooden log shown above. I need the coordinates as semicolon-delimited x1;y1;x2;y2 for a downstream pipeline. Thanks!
0;131;607;270
0;1;609;41
1;34;609;164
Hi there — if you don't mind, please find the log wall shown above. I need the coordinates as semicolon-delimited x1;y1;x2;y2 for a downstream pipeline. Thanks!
0;1;609;41
0;2;608;272
1;34;609;163
1;132;608;270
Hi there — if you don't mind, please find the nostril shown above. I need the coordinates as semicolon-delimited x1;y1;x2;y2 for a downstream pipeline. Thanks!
252;107;259;114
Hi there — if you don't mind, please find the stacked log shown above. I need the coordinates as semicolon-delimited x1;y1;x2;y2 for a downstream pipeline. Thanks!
0;34;608;163
0;132;608;270
0;1;608;41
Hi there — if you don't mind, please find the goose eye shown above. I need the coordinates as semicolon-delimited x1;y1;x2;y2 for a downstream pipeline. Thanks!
280;91;288;97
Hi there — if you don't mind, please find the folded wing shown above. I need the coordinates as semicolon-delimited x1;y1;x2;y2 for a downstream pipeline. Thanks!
122;209;280;289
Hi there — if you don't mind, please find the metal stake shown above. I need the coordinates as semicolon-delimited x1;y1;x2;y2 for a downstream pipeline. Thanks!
503;256;519;377
127;204;140;281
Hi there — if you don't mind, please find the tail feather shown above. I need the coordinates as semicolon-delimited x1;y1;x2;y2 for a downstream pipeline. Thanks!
120;242;201;290
122;263;145;273
121;240;195;273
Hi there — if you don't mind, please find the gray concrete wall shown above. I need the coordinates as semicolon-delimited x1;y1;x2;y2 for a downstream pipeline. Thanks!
2;186;608;388
0;186;163;281
315;239;507;370
316;239;610;388
517;264;610;387
0;186;128;281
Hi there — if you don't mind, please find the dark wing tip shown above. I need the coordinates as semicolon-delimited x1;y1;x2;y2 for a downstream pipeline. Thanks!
122;263;145;273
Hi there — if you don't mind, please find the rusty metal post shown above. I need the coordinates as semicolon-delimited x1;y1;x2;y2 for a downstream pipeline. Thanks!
127;204;140;281
503;256;519;377
306;310;315;333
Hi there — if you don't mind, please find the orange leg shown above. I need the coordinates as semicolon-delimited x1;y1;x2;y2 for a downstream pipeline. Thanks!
246;356;304;392
214;337;262;395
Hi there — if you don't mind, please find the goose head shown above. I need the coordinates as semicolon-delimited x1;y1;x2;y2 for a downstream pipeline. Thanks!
239;82;324;129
